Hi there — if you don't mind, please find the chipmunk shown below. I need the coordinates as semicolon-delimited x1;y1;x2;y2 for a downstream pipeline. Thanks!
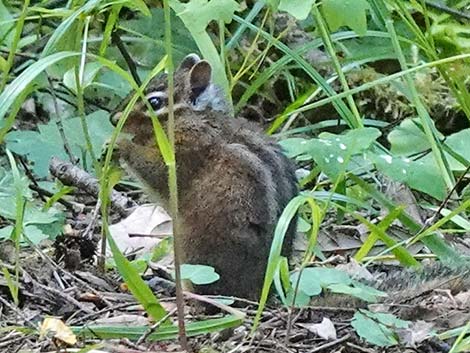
111;54;298;300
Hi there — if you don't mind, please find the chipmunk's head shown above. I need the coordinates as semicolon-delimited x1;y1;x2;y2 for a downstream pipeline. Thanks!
110;54;228;131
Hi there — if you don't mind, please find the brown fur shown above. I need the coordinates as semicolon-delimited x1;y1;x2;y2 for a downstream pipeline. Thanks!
112;55;297;300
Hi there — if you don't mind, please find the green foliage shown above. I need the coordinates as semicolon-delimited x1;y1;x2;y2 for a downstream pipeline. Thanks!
63;62;104;93
352;310;410;347
2;0;470;348
278;0;315;21
72;313;244;341
0;0;14;47
119;8;197;68
170;0;239;99
0;167;64;244
5;111;113;177
282;128;381;179
180;264;220;285
288;268;386;305
322;0;370;36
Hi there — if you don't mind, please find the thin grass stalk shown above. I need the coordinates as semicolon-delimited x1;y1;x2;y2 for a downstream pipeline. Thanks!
313;6;362;128
384;17;455;190
75;15;99;173
6;150;25;306
162;0;188;349
291;52;470;119
393;0;470;118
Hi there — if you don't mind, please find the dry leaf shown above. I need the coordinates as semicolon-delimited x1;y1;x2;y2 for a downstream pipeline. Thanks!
39;317;77;345
299;317;337;340
105;204;171;256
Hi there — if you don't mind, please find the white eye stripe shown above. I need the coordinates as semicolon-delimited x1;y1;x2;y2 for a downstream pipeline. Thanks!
146;91;168;100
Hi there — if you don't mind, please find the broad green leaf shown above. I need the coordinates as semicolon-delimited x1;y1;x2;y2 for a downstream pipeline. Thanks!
265;0;279;11
0;164;63;243
290;271;322;296
170;0;237;99
351;311;399;347
0;226;13;240
63;62;104;93
171;0;239;33
0;0;14;47
120;8;197;68
322;0;370;36
372;311;410;329
388;118;442;155
328;282;386;303
6;110;113;177
290;268;352;296
285;288;311;307
278;0;314;21
180;264;220;285
279;137;313;159
21;225;49;244
371;152;446;200
445;128;470;171
106;0;151;16
295;128;381;179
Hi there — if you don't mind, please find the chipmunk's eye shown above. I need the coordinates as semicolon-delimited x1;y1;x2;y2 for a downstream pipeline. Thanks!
148;96;163;111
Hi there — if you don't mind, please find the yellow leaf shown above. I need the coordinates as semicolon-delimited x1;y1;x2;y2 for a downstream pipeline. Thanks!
39;317;77;345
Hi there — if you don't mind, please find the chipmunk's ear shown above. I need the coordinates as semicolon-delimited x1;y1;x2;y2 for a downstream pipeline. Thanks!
189;60;212;100
178;53;201;71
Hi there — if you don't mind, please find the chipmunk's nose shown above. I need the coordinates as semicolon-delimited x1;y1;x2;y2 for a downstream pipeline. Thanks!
110;112;122;126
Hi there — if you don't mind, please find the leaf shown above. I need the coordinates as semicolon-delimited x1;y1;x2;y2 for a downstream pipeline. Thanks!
370;152;446;200
322;0;370;36
0;55;6;72
444;128;470;171
72;314;244;341
352;311;399;347
285;288;311;307
63;62;104;93
388;118;442;156
171;0;239;33
106;226;168;321
120;8;197;68
372;311;410;329
112;0;151;16
279;137;313;159
0;0;14;47
328;282;386;303
297;217;311;233
352;310;411;347
278;0;315;21
290;268;352;296
39;317;77;345
180;264;220;285
299;317;337;340
295;128;381;180
0;51;79;138
42;0;102;56
5;110;113;177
